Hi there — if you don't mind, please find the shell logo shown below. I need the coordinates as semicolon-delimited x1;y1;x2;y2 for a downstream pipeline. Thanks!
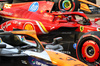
24;23;34;30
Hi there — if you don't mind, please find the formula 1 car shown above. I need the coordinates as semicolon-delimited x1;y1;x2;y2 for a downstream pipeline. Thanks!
0;1;100;65
0;30;87;66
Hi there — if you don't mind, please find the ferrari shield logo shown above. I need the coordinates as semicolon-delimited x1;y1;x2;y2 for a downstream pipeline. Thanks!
80;26;84;32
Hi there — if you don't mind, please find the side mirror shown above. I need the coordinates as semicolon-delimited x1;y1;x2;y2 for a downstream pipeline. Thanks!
94;18;100;22
0;44;6;48
52;37;63;44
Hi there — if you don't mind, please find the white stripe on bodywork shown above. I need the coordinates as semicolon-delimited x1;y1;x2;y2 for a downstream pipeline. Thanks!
23;50;51;61
35;20;47;34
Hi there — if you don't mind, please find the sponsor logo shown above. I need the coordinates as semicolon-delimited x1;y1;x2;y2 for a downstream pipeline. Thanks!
31;59;49;66
80;26;84;32
21;36;25;41
60;51;71;54
28;57;52;66
2;23;11;30
21;60;27;64
0;11;13;16
4;4;12;8
24;22;35;30
73;43;77;49
0;38;2;43
35;61;48;66
28;2;39;12
32;59;35;64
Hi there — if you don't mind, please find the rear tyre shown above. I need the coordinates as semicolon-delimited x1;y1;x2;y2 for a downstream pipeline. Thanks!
6;0;13;3
74;0;80;11
88;0;96;4
58;0;79;11
76;31;100;64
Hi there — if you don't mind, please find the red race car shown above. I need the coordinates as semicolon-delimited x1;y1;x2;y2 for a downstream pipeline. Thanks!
0;1;100;65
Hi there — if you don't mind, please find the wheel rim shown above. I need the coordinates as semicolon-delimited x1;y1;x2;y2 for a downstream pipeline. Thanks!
62;0;71;10
87;46;94;56
58;0;75;11
82;40;100;62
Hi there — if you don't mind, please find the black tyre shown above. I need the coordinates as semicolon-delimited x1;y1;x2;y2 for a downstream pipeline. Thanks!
6;0;13;3
51;0;59;11
88;0;96;4
76;31;100;64
58;0;79;11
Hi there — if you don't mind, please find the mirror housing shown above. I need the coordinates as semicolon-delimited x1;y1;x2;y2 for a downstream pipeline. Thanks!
52;37;63;44
94;18;100;22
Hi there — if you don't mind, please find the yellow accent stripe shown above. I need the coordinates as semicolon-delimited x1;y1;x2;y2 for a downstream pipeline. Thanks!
39;22;48;33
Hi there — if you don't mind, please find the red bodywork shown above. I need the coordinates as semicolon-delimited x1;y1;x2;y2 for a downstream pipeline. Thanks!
0;1;100;35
